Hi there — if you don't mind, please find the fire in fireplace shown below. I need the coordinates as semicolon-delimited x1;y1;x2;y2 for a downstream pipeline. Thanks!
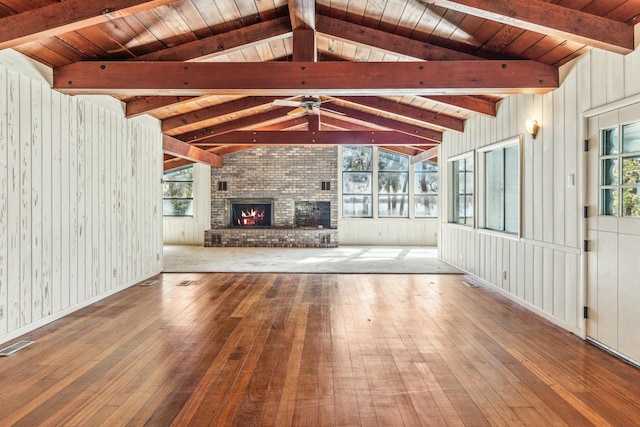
230;200;273;228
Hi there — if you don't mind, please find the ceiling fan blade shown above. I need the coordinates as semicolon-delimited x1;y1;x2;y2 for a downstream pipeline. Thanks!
286;107;307;116
273;99;301;107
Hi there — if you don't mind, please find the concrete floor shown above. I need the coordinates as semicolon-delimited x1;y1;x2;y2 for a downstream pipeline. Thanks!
163;245;461;274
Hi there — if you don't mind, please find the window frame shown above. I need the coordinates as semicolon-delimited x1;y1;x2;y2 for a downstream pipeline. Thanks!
477;135;522;236
414;161;438;218
163;165;195;218
341;145;374;218
448;151;475;227
599;121;640;218
377;148;410;218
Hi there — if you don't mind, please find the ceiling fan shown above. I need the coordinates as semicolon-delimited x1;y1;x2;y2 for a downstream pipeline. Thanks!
272;96;342;116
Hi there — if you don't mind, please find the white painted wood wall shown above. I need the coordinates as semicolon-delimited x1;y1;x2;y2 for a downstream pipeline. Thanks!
440;42;640;336
0;51;163;345
163;163;211;245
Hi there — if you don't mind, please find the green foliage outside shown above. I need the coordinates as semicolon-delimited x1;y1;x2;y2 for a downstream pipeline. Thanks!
163;167;194;216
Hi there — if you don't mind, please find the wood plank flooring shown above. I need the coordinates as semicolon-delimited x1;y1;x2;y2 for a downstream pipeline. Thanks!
1;273;640;426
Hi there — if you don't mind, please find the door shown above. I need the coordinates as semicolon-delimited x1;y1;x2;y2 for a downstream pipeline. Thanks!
586;104;640;365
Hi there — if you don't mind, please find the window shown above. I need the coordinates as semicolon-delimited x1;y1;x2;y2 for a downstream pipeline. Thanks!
451;155;474;225
482;141;519;234
342;146;373;217
415;162;438;218
600;121;640;217
163;166;194;217
378;149;409;217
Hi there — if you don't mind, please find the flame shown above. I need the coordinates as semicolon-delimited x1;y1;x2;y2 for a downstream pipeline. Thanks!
237;208;265;226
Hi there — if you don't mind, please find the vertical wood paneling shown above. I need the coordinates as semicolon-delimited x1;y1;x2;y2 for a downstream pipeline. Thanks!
605;52;624;103
61;95;72;311
51;91;62;314
552;88;565;246
19;75;32;327
563;67;578;248
0;53;163;345
541;247;553;311
542;90;554;243
31;81;43;323
41;85;52;319
0;68;7;335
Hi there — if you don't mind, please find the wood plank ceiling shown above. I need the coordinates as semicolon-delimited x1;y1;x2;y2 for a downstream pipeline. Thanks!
0;0;638;169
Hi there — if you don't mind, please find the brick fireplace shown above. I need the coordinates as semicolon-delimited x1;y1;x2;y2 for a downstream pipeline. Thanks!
205;146;338;247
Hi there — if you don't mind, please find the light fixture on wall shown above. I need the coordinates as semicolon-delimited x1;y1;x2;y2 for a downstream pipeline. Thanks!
525;119;539;140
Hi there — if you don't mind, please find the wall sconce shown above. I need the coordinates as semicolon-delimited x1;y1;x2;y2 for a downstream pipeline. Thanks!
525;119;539;140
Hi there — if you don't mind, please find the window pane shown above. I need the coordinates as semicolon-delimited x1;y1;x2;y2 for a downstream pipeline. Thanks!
163;181;193;198
379;195;409;217
622;122;640;153
164;166;193;181
601;158;618;185
415;195;438;217
415;172;437;194
504;145;519;234
342;195;372;217
464;195;474;225
343;146;373;171
464;170;474;194
343;172;372;194
485;149;504;231
622;156;640;185
378;149;409;171
416;162;437;172
601;189;617;216
163;199;194;216
602;128;618;155
622;187;640;217
378;172;408;194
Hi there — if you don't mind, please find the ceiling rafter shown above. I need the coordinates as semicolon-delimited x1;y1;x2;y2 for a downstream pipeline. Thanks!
425;0;635;54
175;107;293;142
133;16;292;61
324;104;443;142
316;14;481;61
339;96;464;132
162;135;223;168
422;95;496;117
162;96;280;132
54;60;559;96
0;0;176;50
126;96;199;118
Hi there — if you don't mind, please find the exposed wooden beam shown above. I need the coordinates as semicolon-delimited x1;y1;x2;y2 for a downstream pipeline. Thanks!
289;0;315;30
176;107;291;142
164;157;195;171
293;28;317;62
426;0;634;54
126;96;198;118
307;114;320;132
258;117;309;130
162;96;280;132
191;130;436;146
340;96;464;132
162;135;223;168
423;95;496;117
319;116;379;131
54;61;559;96
0;0;175;50
380;146;425;156
210;145;259;156
325;104;442;143
411;146;439;164
316;14;481;61
134;17;292;61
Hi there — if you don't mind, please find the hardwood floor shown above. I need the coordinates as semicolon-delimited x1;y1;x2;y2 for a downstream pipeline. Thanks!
1;273;639;426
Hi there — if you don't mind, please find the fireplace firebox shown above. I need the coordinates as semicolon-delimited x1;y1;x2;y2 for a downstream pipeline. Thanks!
229;199;273;228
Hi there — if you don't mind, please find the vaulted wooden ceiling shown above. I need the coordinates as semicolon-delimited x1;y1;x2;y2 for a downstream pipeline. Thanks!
0;0;638;169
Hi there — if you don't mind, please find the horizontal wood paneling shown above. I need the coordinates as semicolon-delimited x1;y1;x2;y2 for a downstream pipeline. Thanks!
163;163;211;245
0;52;163;345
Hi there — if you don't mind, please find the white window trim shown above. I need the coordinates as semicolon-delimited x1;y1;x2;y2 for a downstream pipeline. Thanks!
477;135;522;237
447;150;475;227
